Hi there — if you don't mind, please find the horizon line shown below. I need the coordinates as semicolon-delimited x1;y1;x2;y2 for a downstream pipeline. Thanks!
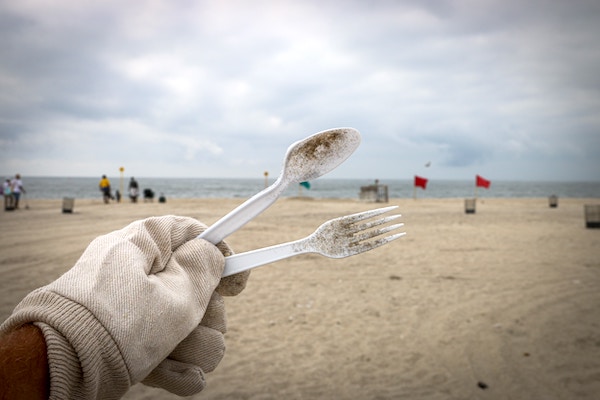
5;175;600;184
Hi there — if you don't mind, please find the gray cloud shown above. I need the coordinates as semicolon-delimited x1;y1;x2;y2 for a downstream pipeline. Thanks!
1;0;599;181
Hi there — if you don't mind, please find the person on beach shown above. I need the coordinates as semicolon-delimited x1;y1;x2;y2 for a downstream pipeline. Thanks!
0;215;250;399
10;174;26;209
3;179;15;211
128;177;139;203
99;174;114;204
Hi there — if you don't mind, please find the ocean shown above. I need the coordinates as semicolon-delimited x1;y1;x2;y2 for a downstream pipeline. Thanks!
12;176;600;200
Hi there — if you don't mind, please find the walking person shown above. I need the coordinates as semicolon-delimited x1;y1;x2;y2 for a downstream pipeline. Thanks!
10;174;25;209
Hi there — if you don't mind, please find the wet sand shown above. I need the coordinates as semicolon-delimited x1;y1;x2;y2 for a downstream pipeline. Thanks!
1;197;599;399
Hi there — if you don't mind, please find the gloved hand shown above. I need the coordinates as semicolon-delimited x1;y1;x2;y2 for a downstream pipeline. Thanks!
0;215;248;399
142;224;251;396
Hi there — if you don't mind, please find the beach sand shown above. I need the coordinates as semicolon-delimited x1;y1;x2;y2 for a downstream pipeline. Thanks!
1;197;599;399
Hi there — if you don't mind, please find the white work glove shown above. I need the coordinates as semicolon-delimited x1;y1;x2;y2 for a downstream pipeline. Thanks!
0;215;249;399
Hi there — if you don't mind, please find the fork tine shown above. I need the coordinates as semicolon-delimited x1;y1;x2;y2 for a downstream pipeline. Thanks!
353;214;402;233
345;206;399;223
354;222;405;243
354;231;406;253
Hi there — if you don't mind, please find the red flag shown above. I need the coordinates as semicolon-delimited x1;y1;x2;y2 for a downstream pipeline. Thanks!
414;175;428;189
476;175;491;189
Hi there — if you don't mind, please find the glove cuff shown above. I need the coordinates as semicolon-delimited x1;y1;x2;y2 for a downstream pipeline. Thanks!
0;289;130;400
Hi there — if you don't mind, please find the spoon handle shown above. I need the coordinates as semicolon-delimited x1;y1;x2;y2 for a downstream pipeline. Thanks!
198;177;287;244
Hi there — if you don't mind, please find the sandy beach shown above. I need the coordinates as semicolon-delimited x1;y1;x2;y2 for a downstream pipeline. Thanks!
1;196;599;399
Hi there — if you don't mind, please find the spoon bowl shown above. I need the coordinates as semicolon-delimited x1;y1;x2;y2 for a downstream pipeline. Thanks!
283;128;361;183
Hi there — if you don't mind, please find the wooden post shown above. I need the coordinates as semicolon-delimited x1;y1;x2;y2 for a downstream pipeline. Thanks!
264;171;269;188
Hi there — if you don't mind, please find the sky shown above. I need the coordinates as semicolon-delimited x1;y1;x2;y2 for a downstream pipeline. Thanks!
1;0;599;181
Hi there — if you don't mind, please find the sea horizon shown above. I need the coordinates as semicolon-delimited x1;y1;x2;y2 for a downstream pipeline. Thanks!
9;176;600;200
9;174;600;183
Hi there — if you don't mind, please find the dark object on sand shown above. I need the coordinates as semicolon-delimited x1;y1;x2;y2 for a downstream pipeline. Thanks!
584;204;600;228
465;198;476;214
62;197;75;213
143;189;154;202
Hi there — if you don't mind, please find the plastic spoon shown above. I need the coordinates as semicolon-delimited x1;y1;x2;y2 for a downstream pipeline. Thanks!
199;127;361;244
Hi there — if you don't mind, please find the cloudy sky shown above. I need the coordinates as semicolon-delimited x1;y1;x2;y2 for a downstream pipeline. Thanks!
1;0;599;181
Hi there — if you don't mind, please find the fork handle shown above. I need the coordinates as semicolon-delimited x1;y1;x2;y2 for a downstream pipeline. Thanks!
223;239;308;277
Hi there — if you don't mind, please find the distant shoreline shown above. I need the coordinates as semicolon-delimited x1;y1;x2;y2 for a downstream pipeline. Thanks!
5;175;600;183
10;196;600;204
12;177;600;200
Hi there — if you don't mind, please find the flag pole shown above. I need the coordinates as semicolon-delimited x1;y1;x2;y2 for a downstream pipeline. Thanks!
413;185;417;200
119;166;125;203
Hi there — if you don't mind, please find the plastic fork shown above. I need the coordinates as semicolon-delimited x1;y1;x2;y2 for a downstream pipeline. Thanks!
222;206;405;277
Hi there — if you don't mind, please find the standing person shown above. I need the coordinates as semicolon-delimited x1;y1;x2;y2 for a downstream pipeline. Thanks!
99;175;113;204
3;179;14;211
10;174;25;209
128;177;139;203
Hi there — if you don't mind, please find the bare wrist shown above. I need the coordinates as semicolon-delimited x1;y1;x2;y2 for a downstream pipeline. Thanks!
0;323;49;400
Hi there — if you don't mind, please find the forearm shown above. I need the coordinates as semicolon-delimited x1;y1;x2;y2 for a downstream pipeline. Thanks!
0;324;49;400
